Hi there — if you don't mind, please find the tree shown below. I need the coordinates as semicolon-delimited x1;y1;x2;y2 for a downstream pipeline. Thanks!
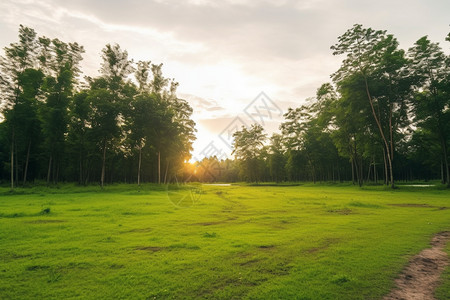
40;38;85;184
0;25;39;189
66;90;93;184
0;26;197;185
15;68;44;185
232;124;267;182
93;44;134;188
268;133;286;182
330;75;375;186
408;36;450;186
125;92;159;185
331;24;409;188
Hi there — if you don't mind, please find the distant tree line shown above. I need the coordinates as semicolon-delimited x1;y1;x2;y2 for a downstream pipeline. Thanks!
2;24;449;189
194;25;450;188
0;25;196;188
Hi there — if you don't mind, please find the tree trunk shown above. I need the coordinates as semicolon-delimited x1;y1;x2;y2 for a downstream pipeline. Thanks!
383;147;388;185
337;160;341;182
164;159;169;185
137;146;142;186
47;155;52;185
101;139;107;188
367;160;372;182
351;158;355;185
79;151;83;185
373;157;378;184
85;166;90;186
441;140;450;186
158;151;161;184
363;76;394;188
388;153;394;188
23;140;31;185
332;164;335;182
353;155;362;187
15;143;18;185
358;156;363;187
55;162;59;185
10;130;14;191
312;163;316;184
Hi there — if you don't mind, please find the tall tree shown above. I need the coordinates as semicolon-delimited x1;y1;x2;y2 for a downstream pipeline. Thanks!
40;38;84;184
268;133;286;182
408;36;450;186
0;25;38;189
232;124;267;182
92;44;134;187
331;24;408;188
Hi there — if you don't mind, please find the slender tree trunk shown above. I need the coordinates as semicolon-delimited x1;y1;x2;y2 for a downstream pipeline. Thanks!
101;139;107;188
337;160;341;182
373;157;378;184
137;146;142;186
354;156;362;186
388;102;395;188
157;151;161;184
367;160;372;182
389;102;394;159
351;158;355;185
55;162;59;185
388;153;394;188
332;164;335;182
441;141;450;186
23;140;31;185
15;143;18;185
382;146;388;185
363;76;394;188
358;156;363;187
79;151;83;185
354;157;361;186
85;166;90;186
52;157;56;184
164;159;169;185
47;155;52;185
312;163;316;184
10;130;14;191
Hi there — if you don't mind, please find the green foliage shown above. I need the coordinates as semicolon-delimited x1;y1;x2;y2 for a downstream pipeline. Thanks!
0;25;195;186
232;124;267;182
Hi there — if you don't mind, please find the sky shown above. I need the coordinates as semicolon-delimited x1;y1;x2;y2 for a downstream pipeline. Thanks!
1;0;449;160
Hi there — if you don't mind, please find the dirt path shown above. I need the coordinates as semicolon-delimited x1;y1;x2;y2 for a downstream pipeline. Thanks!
384;231;450;300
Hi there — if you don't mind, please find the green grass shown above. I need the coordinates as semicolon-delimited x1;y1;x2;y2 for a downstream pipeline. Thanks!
0;183;449;299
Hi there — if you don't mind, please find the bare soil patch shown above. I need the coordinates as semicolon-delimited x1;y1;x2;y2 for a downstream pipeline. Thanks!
192;217;237;226
258;245;276;250
384;231;450;300
25;219;65;224
135;246;165;252
122;227;152;233
388;204;448;210
305;238;341;254
389;204;434;208
327;208;352;215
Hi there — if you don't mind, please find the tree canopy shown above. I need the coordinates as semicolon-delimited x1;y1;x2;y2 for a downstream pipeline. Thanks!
0;26;196;188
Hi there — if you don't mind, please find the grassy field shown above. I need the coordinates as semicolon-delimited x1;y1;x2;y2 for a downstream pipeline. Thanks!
0;183;449;299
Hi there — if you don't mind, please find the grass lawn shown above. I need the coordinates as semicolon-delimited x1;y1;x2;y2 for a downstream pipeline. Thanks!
0;183;449;299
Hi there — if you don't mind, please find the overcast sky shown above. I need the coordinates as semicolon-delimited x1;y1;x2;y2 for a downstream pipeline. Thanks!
1;0;449;159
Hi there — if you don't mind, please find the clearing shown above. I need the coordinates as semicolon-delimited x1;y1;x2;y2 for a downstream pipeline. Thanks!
0;183;449;299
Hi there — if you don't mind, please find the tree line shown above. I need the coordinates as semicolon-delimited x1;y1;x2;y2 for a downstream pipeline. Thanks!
1;24;449;189
0;25;196;189
193;25;450;188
